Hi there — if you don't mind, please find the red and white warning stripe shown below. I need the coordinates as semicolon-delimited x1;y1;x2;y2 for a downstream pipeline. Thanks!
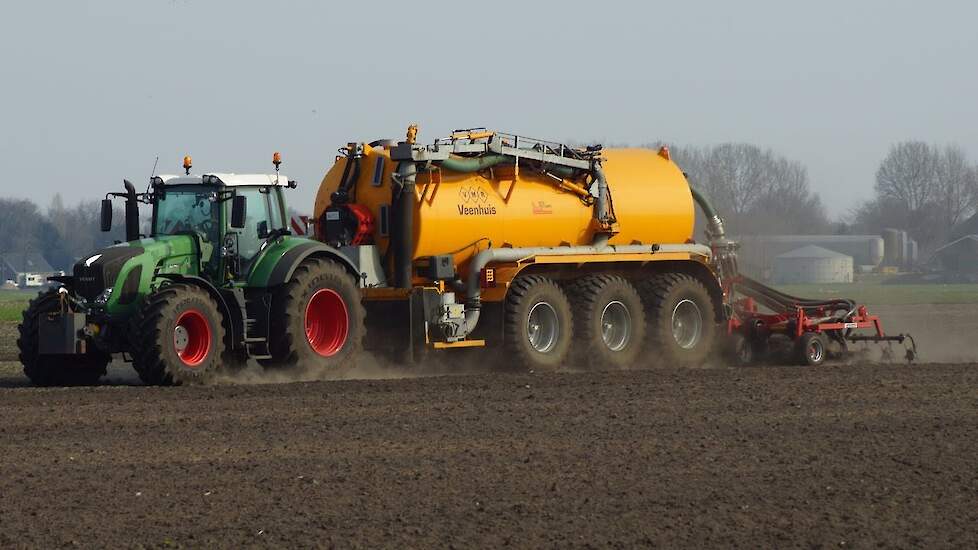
290;215;310;236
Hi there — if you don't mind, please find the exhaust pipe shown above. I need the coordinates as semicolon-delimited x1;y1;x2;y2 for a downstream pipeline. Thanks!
123;179;140;242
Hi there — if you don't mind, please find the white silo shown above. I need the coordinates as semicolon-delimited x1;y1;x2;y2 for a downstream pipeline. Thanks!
773;245;854;284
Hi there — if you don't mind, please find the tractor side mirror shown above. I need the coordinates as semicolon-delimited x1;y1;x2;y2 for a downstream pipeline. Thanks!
100;199;113;232
230;195;247;229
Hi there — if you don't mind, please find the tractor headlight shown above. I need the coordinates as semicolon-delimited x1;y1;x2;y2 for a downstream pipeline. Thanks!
94;287;114;305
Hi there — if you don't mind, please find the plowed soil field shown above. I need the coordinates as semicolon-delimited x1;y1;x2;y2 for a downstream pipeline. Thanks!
1;362;976;548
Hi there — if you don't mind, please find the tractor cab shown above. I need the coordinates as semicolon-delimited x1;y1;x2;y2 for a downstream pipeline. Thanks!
143;173;293;281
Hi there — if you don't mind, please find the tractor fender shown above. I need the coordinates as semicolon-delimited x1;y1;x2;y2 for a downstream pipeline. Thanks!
155;274;240;349
264;241;361;288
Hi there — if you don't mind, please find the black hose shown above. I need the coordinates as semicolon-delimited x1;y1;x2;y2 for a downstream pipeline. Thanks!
736;275;856;320
330;153;361;205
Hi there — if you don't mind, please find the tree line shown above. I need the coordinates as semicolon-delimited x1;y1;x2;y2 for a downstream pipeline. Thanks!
2;141;975;272
654;141;977;255
0;196;125;272
848;142;978;253
662;143;832;236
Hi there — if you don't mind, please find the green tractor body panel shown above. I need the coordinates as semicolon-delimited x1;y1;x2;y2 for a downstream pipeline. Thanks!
246;238;359;288
246;237;311;288
98;235;202;317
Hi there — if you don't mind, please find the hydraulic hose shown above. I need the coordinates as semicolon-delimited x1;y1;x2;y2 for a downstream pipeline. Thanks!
689;186;726;242
736;275;856;321
436;154;512;173
541;164;583;180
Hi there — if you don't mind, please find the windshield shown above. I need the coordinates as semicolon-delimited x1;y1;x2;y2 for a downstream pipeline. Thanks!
153;186;221;240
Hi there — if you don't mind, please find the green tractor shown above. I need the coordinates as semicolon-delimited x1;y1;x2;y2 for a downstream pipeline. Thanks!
17;156;365;386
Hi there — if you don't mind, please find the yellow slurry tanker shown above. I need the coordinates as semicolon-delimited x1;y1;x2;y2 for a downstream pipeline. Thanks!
311;126;736;370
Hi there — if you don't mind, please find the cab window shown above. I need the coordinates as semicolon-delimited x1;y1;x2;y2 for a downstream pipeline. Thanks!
234;187;284;261
153;186;220;241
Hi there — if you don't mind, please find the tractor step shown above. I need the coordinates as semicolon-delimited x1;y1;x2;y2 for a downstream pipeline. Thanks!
244;337;267;344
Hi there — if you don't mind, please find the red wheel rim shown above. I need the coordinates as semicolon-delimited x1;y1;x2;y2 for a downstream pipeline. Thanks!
173;309;212;367
304;289;349;357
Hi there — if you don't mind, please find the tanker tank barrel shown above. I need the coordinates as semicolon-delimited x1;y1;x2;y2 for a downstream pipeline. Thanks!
314;125;716;355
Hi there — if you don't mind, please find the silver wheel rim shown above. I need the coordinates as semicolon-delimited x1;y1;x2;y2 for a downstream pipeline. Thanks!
173;325;189;354
600;300;631;352
527;302;559;353
671;299;703;350
807;338;824;363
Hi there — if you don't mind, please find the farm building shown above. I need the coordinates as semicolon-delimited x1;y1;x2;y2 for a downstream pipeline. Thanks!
736;233;918;280
772;245;853;284
934;235;978;274
934;213;978;276
0;252;59;288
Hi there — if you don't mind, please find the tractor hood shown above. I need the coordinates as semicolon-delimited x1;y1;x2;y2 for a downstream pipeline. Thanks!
72;235;201;309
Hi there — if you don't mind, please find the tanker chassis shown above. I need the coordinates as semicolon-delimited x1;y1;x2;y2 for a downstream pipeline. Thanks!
312;126;736;371
311;125;915;372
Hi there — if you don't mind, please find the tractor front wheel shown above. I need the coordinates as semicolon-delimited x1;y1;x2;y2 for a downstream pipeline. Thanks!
131;283;226;385
17;288;109;386
264;258;364;376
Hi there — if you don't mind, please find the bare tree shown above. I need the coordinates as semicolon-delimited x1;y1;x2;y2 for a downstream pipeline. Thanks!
858;141;978;253
875;141;937;213
666;143;829;236
934;145;978;231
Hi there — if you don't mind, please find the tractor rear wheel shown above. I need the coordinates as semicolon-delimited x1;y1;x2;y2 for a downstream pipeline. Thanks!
569;275;646;370
264;258;364;375
641;273;717;368
504;275;574;372
17;288;109;386
131;283;226;385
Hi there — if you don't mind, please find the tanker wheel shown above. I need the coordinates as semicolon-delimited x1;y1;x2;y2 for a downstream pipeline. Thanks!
504;275;574;372
726;333;754;366
797;332;827;366
569;275;646;370
131;283;226;386
264;258;364;376
641;273;717;368
17;288;109;386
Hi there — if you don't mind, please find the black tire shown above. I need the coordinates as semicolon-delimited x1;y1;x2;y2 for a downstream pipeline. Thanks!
640;273;718;368
504;275;573;372
569;275;646;370
726;332;754;366
797;332;827;366
131;283;226;385
264;258;364;375
17;288;109;386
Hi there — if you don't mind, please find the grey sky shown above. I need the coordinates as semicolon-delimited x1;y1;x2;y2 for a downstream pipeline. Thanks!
3;0;976;218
